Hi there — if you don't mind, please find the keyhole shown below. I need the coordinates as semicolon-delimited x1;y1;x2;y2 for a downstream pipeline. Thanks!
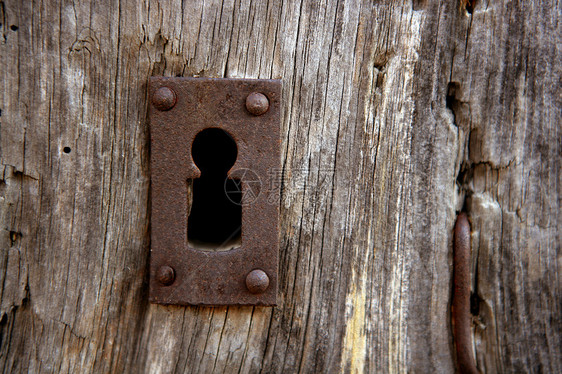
188;128;242;251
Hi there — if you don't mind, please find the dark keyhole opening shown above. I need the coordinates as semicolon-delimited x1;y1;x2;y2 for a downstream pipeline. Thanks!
188;128;242;251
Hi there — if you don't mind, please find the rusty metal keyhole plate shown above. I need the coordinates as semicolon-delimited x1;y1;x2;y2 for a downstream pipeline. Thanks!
149;77;280;306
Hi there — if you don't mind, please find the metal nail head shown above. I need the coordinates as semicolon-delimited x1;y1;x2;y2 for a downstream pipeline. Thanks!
245;92;269;116
245;269;269;294
156;265;175;286
152;86;177;111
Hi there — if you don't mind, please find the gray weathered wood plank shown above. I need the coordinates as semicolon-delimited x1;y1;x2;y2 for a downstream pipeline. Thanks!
0;0;559;372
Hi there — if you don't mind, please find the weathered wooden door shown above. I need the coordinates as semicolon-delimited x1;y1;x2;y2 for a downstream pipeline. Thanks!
1;0;560;372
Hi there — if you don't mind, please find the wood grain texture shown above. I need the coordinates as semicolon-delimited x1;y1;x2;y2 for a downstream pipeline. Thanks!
0;0;559;372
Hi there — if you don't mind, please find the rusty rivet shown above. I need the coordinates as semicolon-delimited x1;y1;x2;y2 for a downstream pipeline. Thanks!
152;86;177;111
245;92;269;116
245;269;269;294
156;265;175;286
